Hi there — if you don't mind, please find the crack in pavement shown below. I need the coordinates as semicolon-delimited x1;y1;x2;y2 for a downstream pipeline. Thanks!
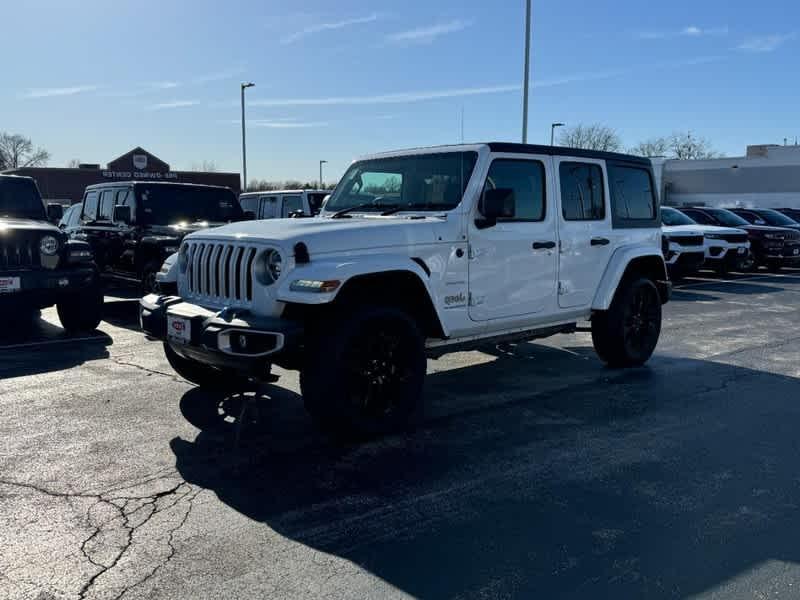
0;474;200;600
106;355;185;383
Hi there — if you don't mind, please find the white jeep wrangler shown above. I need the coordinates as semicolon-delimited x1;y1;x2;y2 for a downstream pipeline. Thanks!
141;143;670;437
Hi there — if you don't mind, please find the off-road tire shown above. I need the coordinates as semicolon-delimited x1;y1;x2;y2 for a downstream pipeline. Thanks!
141;260;161;294
56;286;103;332
163;342;247;390
300;305;427;439
592;277;662;368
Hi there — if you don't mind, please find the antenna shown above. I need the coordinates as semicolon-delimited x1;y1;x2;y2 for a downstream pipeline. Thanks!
460;107;465;143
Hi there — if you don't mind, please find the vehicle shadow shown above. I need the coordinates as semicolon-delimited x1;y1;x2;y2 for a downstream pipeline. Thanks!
171;344;800;599
0;328;111;379
101;298;142;330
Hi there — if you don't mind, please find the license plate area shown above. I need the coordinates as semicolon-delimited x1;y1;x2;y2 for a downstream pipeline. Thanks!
738;247;747;255
167;314;192;345
0;277;21;295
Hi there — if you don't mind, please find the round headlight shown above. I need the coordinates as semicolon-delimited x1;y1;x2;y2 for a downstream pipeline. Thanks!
265;249;282;282
39;235;59;256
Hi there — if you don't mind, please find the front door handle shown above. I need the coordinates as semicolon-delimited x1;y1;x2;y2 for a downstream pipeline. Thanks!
591;237;610;246
533;241;557;250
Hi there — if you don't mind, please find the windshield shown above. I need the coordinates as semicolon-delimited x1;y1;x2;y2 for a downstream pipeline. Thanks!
661;207;696;226
0;177;46;220
755;209;799;226
136;184;243;225
706;208;750;227
324;152;478;213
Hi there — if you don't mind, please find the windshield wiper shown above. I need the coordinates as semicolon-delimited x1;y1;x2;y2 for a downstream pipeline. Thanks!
331;202;398;219
380;202;452;216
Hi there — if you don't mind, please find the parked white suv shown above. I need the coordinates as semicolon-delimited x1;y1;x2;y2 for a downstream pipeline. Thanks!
661;207;750;274
141;143;670;437
238;189;328;220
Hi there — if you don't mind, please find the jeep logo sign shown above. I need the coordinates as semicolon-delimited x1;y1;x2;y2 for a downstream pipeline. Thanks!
133;154;148;170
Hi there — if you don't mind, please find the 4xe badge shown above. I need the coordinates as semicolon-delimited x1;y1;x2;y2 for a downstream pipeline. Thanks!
444;292;466;308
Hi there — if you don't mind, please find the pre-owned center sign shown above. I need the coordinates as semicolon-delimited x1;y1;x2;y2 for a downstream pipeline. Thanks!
102;170;179;180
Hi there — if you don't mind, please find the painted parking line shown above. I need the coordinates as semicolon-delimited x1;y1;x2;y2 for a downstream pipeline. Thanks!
0;335;107;351
674;272;800;290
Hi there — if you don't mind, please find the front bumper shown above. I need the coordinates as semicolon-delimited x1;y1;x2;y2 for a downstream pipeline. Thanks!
0;266;98;309
139;294;304;375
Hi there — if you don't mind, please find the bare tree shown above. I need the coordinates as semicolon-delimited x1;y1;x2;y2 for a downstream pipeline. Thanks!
0;133;51;170
66;158;82;168
189;160;218;172
668;132;720;160
629;137;670;158
558;124;622;152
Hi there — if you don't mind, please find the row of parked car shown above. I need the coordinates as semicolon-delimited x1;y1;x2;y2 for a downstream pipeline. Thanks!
661;205;800;277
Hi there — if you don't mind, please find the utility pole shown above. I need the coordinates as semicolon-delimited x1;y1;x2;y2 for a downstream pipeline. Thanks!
319;160;328;189
240;82;255;192
521;0;532;143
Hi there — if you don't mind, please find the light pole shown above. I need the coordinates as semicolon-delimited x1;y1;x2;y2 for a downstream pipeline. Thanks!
319;160;328;190
240;82;255;192
521;0;532;143
550;122;564;146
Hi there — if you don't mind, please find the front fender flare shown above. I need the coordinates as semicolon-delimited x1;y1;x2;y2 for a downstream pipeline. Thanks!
277;254;435;306
592;246;668;311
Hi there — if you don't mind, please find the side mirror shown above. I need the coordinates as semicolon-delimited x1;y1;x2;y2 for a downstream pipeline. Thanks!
113;205;132;224
243;211;256;221
477;188;515;228
46;203;64;223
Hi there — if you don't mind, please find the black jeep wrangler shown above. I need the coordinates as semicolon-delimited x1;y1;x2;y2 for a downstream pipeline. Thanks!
0;175;102;332
76;182;244;292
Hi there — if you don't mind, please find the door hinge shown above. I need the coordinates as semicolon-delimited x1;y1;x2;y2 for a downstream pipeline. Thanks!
558;281;566;295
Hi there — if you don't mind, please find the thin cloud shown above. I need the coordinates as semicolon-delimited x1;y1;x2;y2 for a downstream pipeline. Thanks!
146;100;200;110
150;81;181;90
248;84;521;107
251;119;328;129
281;13;379;44
738;33;796;52
637;25;728;40
387;19;472;44
23;85;101;99
191;67;247;85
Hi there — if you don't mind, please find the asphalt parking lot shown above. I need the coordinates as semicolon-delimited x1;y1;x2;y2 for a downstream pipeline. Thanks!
2;271;800;600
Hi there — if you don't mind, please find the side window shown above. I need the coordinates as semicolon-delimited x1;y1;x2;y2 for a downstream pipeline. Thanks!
98;190;115;221
608;165;656;222
69;205;82;227
282;194;303;217
239;196;258;215
82;191;99;222
114;189;134;223
482;159;546;222
260;196;278;218
559;163;605;221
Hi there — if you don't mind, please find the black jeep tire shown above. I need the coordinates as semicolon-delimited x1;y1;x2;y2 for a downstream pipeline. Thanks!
300;306;427;439
163;342;248;390
141;260;161;294
56;286;104;333
591;277;662;368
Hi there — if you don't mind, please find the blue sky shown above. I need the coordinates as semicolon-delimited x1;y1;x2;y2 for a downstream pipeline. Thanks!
2;0;797;183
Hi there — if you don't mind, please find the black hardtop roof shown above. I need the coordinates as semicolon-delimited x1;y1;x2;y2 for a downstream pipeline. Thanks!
85;181;232;192
487;142;652;166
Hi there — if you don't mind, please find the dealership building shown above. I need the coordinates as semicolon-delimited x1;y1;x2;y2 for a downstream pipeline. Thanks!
3;147;240;204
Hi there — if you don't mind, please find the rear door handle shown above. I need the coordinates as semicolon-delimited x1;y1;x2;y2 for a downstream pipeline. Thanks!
591;237;610;246
533;241;557;250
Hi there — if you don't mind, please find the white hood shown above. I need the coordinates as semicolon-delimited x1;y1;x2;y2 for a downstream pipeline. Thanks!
663;224;746;235
184;216;442;255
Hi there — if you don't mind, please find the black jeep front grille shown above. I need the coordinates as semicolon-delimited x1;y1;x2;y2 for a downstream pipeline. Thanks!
721;233;748;244
674;235;704;247
0;237;41;270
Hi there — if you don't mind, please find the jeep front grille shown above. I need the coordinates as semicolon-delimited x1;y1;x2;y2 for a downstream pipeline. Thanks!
721;233;748;244
0;238;41;270
674;235;704;247
185;241;258;304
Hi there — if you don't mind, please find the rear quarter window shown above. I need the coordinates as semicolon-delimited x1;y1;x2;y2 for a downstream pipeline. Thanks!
607;163;659;229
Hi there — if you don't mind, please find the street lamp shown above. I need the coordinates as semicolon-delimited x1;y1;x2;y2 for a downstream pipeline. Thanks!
521;0;532;143
240;82;255;192
319;160;328;190
551;122;565;146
